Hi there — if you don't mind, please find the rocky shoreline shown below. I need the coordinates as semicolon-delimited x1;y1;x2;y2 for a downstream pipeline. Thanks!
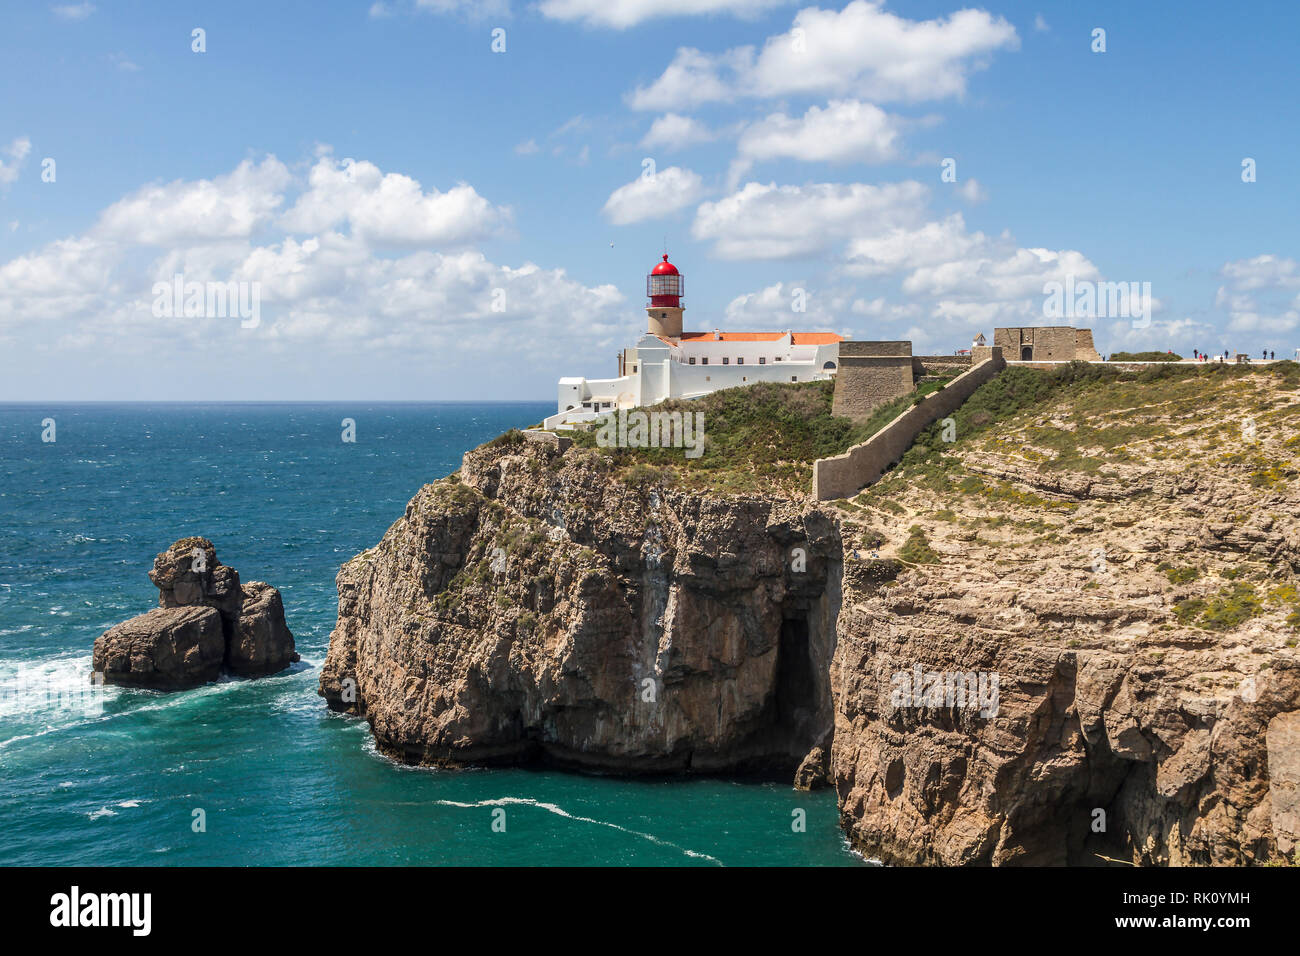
318;370;1300;866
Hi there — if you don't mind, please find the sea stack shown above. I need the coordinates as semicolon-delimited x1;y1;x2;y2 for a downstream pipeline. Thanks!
93;537;299;689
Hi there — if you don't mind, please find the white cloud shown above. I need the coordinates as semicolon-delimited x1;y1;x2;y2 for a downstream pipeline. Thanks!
956;178;987;203
843;214;989;276
52;3;95;21
601;166;705;225
279;156;510;246
640;114;718;152
0;137;33;186
110;52;141;72
539;0;789;29
724;280;844;327
94;157;292;245
692;179;929;259
1034;14;1049;32
1220;254;1300;291
736;100;904;167
514;138;540;155
1216;254;1300;334
0;156;632;392
903;246;1099;301
629;1;1019;110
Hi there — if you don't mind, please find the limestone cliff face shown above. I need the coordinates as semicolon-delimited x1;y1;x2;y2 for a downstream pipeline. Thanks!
320;367;1300;865
319;437;841;774
831;366;1300;865
831;561;1300;865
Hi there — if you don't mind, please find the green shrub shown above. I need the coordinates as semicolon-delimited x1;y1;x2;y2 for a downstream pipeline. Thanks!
1110;351;1183;362
898;525;940;565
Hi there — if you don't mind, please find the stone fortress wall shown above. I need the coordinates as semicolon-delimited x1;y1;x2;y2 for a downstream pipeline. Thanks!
830;341;916;419
813;348;1007;501
994;326;1102;362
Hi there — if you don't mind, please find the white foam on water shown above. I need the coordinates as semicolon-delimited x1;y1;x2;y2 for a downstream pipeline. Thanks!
431;796;723;865
0;653;109;722
87;807;116;820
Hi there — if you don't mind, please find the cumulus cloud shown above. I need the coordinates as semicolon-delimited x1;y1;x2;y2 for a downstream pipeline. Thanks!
640;114;718;152
279;156;511;245
0;137;33;186
956;178;988;203
724;280;845;328
692;179;929;259
736;100;904;167
0;154;629;392
94;157;292;245
843;214;989;276
1216;254;1300;334
601;166;705;225
628;1;1019;110
539;0;789;29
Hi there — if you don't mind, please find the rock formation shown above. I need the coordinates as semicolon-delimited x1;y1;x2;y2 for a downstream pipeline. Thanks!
93;537;298;689
320;365;1300;865
320;438;840;774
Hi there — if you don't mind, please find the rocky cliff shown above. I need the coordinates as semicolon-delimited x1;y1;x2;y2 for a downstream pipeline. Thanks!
320;364;1300;865
320;434;840;775
833;363;1300;865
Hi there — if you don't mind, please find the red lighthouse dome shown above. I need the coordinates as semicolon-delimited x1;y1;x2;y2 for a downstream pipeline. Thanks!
647;254;683;308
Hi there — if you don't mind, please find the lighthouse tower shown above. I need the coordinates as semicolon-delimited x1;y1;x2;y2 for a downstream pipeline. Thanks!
646;254;684;342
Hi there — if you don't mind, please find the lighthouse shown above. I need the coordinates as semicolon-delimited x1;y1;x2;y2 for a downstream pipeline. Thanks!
646;254;684;342
541;251;843;430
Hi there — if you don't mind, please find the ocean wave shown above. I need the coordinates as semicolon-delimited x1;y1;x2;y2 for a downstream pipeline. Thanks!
431;796;724;865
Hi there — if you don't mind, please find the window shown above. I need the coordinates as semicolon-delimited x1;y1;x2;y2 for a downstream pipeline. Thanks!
722;357;730;365
759;357;766;365
688;356;696;365
822;361;837;370
737;357;744;365
775;356;783;362
705;376;711;381
632;364;638;372
791;376;797;382
742;376;747;382
701;357;708;365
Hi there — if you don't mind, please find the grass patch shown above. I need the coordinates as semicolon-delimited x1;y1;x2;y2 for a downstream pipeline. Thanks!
898;525;940;564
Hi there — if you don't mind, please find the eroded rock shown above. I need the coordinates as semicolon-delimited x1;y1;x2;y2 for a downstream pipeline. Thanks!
93;538;297;690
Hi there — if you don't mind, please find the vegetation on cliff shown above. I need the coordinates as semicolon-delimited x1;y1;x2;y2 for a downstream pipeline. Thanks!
567;375;952;496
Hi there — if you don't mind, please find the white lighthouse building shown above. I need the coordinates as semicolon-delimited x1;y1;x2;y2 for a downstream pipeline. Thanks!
542;255;842;430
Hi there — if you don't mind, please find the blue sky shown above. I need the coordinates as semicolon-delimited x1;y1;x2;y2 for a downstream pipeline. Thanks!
1;0;1298;400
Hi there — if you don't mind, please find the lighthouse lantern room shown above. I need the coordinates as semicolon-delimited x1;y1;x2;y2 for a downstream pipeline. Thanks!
646;254;685;342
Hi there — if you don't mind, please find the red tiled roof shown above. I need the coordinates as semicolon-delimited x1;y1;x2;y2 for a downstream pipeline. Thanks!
675;331;843;344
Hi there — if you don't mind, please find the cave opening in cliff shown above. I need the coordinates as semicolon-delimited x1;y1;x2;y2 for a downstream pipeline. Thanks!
775;614;817;729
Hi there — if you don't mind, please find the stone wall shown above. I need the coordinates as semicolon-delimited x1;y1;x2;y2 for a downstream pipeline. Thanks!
812;348;1006;501
831;341;915;419
995;326;1100;362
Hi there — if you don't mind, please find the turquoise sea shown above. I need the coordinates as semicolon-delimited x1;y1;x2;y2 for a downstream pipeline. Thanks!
0;403;863;866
